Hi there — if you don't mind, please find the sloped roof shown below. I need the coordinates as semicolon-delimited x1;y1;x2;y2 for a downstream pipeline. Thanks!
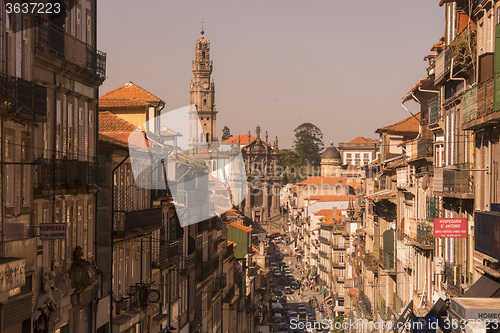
98;111;150;149
376;112;420;134
100;81;163;104
99;99;150;108
99;111;136;133
348;136;378;144
221;134;256;145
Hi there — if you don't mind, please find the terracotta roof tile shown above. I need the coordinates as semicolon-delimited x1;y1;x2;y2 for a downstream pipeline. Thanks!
221;134;256;145
348;136;378;144
99;111;136;133
229;222;252;233
99;99;150;108
376;112;420;134
100;81;163;103
98;111;151;149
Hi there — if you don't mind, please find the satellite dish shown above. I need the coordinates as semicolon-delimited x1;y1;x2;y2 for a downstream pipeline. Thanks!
422;174;430;190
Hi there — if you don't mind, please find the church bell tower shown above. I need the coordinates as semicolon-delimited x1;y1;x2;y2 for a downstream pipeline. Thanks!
190;28;217;144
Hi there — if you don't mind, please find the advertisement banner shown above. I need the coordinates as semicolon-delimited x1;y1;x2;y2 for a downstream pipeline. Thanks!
434;218;467;238
40;223;66;239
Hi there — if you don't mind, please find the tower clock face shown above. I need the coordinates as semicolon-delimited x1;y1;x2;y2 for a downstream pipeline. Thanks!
203;83;209;89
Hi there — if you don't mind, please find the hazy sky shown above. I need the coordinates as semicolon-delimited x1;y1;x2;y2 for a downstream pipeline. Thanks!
98;1;444;149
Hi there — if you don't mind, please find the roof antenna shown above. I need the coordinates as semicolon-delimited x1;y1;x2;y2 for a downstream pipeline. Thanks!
201;19;205;35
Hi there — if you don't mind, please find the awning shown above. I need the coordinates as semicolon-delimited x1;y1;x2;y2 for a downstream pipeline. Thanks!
463;274;500;298
319;288;327;294
310;270;317;277
348;288;357;297
425;298;447;318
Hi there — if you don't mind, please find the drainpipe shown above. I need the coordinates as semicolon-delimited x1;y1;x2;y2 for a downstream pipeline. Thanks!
110;153;129;333
1;115;4;257
487;130;492;210
449;58;467;89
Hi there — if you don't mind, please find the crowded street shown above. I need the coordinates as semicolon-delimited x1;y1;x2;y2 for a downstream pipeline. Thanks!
267;233;334;332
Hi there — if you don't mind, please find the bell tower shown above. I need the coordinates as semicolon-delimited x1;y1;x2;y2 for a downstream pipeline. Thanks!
190;28;217;144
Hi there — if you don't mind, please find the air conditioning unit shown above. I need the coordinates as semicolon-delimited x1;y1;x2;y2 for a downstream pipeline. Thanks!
434;257;444;275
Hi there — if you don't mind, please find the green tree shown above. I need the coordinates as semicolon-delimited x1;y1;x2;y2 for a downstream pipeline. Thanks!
293;123;324;168
279;149;300;185
221;126;232;141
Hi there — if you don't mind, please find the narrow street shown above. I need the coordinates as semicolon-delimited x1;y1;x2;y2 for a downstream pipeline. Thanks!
268;235;332;332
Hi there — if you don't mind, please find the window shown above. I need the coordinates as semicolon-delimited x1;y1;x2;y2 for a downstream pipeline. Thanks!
346;153;351;158
339;252;344;264
364;153;369;160
355;153;360;159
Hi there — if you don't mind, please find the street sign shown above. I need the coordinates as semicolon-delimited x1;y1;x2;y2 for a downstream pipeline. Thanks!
39;223;66;239
434;218;467;238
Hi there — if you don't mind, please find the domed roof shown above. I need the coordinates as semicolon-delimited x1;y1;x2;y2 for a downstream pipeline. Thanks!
322;142;341;160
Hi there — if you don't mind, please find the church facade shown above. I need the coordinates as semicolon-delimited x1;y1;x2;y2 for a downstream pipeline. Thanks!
222;127;281;222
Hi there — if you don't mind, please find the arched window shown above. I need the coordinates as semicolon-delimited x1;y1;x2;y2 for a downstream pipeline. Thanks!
203;99;207;105
202;51;205;59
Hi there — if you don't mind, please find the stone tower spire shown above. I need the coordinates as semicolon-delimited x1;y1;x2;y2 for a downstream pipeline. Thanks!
190;29;217;144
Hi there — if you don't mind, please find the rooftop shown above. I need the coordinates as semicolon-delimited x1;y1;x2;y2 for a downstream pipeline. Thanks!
100;81;164;105
376;112;420;135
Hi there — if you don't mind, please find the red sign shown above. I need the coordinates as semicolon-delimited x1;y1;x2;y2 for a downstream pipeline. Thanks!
434;218;467;238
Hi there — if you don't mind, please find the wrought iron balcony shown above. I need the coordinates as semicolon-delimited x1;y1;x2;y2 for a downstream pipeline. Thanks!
35;159;102;194
0;73;47;121
155;240;182;268
197;256;219;283
408;138;433;161
417;221;434;248
358;292;373;320
445;262;463;296
319;250;330;258
35;17;106;80
434;163;474;197
428;95;442;125
318;236;330;245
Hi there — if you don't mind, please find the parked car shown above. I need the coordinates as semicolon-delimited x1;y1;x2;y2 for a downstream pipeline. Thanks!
298;307;307;318
275;288;283;297
284;286;293;294
274;270;282;277
279;296;287;305
291;281;299;289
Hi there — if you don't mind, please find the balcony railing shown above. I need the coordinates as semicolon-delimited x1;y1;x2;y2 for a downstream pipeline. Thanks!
428;95;442;124
0;73;47;120
417;221;434;247
462;85;478;124
435;47;452;83
155;240;182;268
409;138;433;161
319;250;330;258
35;159;102;194
318;236;330;244
197;257;219;283
477;75;494;118
377;295;387;321
364;252;378;272
434;163;473;195
318;263;329;272
359;292;373;320
445;262;463;296
35;17;106;79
